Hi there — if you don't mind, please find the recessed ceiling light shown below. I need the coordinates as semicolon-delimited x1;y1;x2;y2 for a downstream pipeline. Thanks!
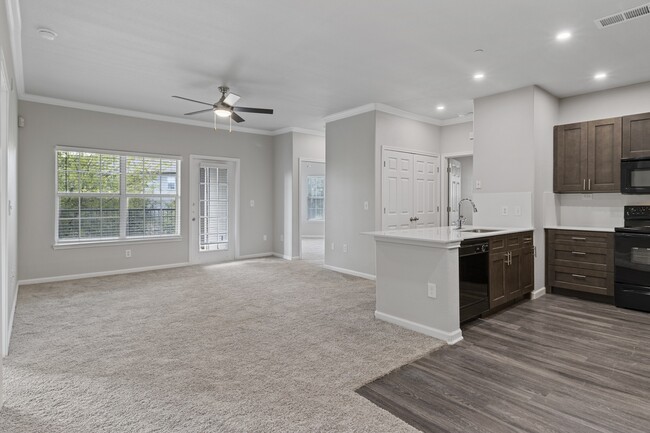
594;72;608;80
473;73;485;80
436;105;445;110
556;31;572;41
37;28;58;41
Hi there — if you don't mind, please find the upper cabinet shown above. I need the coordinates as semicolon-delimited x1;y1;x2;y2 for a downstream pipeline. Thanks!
554;117;621;193
622;112;650;159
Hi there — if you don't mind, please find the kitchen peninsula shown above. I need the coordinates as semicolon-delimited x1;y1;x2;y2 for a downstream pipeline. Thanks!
365;226;535;344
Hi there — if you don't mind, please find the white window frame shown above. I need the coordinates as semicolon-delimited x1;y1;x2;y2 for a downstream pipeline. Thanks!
54;146;182;248
306;175;325;222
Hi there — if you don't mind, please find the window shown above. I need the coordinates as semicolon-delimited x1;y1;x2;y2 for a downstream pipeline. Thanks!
56;148;181;244
307;175;325;221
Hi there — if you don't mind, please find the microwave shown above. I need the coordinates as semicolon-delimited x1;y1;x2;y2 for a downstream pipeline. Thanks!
621;158;650;194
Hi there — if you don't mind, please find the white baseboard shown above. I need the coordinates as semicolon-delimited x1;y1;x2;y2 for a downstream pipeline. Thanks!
322;264;376;281
375;311;463;345
273;253;293;260
236;252;274;260
530;286;546;300
300;235;324;239
17;262;191;286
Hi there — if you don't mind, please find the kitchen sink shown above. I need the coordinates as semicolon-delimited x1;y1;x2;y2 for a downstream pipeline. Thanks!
460;229;500;233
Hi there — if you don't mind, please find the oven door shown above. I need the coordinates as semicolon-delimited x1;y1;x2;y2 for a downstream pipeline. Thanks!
615;232;650;285
621;158;650;194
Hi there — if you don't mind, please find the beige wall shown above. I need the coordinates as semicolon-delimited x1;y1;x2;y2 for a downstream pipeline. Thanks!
17;101;274;280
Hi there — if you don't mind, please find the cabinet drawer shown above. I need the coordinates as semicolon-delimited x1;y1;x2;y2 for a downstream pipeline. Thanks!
548;266;613;296
522;232;534;247
547;229;612;248
490;236;507;254
507;234;522;249
548;244;611;271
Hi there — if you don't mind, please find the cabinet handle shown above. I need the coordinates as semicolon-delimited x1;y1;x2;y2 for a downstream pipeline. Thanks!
571;237;587;241
583;179;586;191
571;251;587;255
571;274;587;279
588;179;591;191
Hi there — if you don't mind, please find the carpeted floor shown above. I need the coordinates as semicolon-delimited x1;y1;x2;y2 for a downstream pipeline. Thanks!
0;258;444;433
301;237;324;263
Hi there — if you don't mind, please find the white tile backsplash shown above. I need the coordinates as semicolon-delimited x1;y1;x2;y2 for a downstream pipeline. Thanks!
558;193;650;228
472;192;533;228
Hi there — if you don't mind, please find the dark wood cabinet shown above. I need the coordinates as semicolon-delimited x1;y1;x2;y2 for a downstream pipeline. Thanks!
488;231;534;310
622;112;650;159
545;229;614;298
554;118;621;193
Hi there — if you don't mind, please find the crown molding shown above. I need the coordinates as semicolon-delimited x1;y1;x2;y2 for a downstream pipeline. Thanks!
323;102;448;126
439;115;474;126
5;0;24;94
19;93;279;136
271;127;325;137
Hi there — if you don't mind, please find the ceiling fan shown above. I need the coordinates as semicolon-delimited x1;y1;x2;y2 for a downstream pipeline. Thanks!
172;86;273;126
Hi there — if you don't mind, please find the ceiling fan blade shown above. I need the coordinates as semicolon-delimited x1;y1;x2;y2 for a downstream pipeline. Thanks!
224;92;241;106
232;106;274;114
172;95;214;106
184;108;214;116
230;112;245;123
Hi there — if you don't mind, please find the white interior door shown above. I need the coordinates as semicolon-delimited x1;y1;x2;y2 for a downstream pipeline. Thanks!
413;154;440;227
189;158;237;264
448;159;462;225
382;150;413;230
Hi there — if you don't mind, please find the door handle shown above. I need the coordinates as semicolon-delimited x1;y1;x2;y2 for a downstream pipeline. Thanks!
588;179;591;191
571;274;587;279
409;217;414;222
571;237;587;241
571;251;587;255
583;179;586;191
414;217;420;221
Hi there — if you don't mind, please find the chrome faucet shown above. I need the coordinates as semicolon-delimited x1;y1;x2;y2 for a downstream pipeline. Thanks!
456;198;478;229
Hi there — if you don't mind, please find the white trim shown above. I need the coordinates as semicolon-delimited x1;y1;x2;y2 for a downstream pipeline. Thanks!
382;145;439;158
53;236;183;250
323;102;444;126
272;127;325;137
5;0;23;94
20;94;275;136
298;158;326;259
236;252;274;260
5;282;17;355
273;252;293;260
322;264;376;281
530;286;547;300
375;311;463;345
439;115;474;126
17;262;191;286
56;144;182;161
300;235;324;239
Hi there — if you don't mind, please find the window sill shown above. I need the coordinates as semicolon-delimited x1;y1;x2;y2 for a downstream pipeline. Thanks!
52;236;183;250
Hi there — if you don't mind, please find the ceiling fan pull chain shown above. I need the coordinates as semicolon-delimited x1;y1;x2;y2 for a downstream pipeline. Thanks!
229;115;232;133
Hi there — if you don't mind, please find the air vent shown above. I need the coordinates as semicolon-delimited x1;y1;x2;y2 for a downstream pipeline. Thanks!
595;3;650;28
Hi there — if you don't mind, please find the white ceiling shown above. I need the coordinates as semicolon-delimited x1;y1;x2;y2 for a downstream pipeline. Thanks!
14;0;650;132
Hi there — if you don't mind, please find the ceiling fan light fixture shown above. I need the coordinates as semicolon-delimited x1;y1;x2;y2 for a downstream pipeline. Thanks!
214;108;231;118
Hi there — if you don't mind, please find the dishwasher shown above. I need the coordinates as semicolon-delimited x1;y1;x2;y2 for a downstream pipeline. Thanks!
459;238;490;323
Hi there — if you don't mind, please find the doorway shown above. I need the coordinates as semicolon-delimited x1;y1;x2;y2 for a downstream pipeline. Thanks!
299;159;325;262
189;156;239;264
445;155;474;227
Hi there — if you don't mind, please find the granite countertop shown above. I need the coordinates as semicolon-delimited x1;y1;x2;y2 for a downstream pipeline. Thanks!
363;226;535;247
544;225;615;233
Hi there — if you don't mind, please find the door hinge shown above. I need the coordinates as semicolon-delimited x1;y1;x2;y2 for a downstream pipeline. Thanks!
383;161;386;167
447;206;451;213
437;166;440;173
436;206;440;212
383;207;386;214
447;167;451;173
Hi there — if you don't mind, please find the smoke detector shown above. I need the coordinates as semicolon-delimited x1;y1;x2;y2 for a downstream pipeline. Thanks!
595;3;650;29
37;28;58;41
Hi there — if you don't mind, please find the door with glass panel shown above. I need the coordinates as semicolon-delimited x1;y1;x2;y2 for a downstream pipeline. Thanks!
189;158;236;264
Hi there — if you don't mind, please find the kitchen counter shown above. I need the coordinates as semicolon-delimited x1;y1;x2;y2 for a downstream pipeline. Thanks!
544;225;615;233
364;226;535;248
364;225;534;345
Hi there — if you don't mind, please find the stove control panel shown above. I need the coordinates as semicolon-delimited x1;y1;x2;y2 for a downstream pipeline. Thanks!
624;206;650;220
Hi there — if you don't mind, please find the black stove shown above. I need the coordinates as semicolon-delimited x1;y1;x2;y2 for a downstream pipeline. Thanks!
614;206;650;312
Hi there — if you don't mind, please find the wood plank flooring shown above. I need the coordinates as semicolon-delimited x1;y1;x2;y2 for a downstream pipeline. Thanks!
357;295;650;433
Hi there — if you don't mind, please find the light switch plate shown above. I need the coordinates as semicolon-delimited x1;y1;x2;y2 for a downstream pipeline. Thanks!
501;206;508;216
427;283;437;298
514;206;521;216
475;180;482;190
363;201;369;210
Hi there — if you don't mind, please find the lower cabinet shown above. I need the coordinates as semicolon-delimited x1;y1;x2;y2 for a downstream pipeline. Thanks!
488;231;534;310
545;229;614;297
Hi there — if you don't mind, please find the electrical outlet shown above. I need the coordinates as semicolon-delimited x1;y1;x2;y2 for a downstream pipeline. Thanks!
331;242;335;251
250;200;255;207
428;283;437;298
343;243;348;253
363;201;369;210
514;206;521;216
475;180;482;190
501;206;509;216
582;194;593;200
263;234;267;241
125;249;131;258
